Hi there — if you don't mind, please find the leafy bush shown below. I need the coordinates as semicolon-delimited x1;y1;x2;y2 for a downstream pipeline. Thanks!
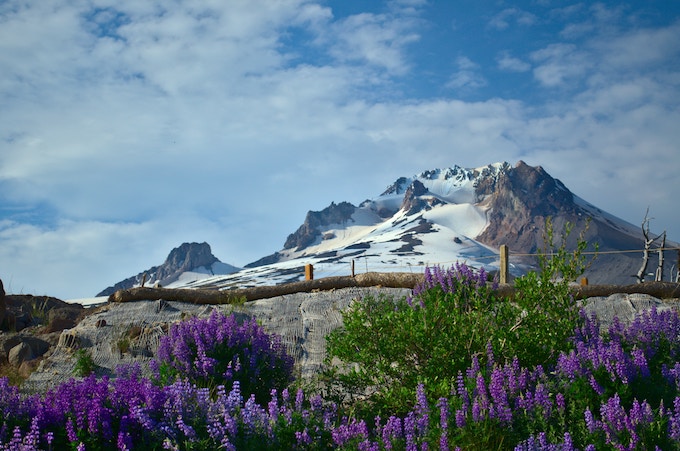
509;217;594;367
324;263;507;416
73;349;97;377
323;219;592;417
153;310;294;404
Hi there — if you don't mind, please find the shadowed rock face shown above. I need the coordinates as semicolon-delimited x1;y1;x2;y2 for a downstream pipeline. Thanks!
401;180;447;216
97;242;220;296
283;201;357;252
475;161;577;253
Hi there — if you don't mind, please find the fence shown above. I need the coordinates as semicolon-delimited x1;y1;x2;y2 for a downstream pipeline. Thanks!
303;245;680;284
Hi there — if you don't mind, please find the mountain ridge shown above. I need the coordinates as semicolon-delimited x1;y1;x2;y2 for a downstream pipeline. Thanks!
99;161;677;295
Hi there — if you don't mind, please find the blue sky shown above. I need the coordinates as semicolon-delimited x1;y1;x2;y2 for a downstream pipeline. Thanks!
1;0;679;299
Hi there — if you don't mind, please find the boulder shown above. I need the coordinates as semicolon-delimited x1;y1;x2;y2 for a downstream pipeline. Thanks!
8;342;32;367
44;307;84;333
0;335;51;367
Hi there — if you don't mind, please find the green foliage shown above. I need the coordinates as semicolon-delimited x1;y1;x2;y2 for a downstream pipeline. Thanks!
323;218;596;418
73;349;97;377
510;217;596;366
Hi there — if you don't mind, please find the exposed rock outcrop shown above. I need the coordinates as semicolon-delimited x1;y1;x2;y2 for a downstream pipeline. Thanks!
473;160;652;283
98;242;228;296
282;202;357;252
400;180;444;216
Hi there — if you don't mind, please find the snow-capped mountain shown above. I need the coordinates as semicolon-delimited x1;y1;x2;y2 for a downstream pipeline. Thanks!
101;161;672;295
97;242;240;296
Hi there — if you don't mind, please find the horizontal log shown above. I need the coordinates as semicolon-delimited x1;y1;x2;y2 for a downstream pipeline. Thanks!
108;272;425;304
108;275;680;305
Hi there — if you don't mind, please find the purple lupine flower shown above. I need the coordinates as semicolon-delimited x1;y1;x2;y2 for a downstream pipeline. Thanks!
295;428;312;446
381;415;403;450
268;390;279;422
156;310;293;404
489;369;513;424
415;384;430;435
474;373;490;415
437;398;450;451
455;371;469;410
404;411;417;451
669;396;680;440
295;388;305;412
455;409;466;428
332;418;369;447
555;393;566;414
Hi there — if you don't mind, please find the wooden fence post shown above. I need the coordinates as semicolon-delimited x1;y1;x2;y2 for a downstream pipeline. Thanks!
580;277;588;286
351;260;355;278
499;245;509;284
305;264;314;281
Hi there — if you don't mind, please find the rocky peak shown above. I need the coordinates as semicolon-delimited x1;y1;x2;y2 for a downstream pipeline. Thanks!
400;180;444;216
162;242;218;277
475;160;580;252
97;242;221;296
381;177;411;196
283;201;357;251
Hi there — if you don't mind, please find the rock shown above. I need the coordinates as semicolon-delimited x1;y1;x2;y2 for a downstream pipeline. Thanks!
580;293;672;330
98;242;226;296
44;307;84;333
283;202;357;252
8;342;33;367
0;336;50;367
14;312;35;332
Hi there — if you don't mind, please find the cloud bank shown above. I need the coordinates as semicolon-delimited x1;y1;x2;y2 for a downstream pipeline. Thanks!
1;0;678;298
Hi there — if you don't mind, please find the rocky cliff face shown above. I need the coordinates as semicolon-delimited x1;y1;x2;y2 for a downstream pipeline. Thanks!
400;180;445;216
475;160;578;252
97;242;221;296
283;201;357;252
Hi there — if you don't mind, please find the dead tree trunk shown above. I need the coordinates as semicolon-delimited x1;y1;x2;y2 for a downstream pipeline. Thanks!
636;209;660;284
655;232;666;282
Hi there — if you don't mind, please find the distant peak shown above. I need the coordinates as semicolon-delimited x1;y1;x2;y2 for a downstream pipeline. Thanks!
164;242;218;271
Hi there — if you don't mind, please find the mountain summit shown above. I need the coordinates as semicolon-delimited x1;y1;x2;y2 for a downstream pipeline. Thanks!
233;160;664;287
97;242;239;296
101;161;674;294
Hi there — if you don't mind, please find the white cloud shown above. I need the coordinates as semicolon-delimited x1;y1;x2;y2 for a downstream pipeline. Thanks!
488;7;537;30
321;11;421;75
446;56;487;90
497;51;531;72
530;43;590;87
0;0;678;298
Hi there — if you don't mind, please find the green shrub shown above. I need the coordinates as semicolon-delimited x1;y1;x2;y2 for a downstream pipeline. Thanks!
73;349;97;377
323;218;595;418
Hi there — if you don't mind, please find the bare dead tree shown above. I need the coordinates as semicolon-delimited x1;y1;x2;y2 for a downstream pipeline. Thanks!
655;231;667;282
636;208;663;283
